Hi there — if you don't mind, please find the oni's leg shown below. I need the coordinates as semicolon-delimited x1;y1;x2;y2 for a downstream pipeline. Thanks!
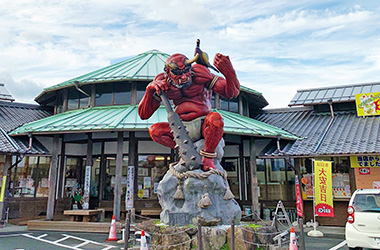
201;112;224;171
149;122;175;149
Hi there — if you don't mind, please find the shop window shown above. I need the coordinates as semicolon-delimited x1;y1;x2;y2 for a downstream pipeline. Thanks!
101;156;129;201
222;158;240;200
300;157;351;200
137;155;169;200
256;158;266;199
12;156;51;197
64;157;83;198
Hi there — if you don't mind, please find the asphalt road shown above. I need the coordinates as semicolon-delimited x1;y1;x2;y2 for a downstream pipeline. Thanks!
0;229;359;250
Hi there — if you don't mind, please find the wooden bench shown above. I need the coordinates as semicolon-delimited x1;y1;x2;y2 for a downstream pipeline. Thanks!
140;209;161;216
63;209;102;222
27;220;122;233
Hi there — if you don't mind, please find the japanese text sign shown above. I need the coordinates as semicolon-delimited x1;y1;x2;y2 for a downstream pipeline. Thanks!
350;155;380;168
314;160;334;217
355;92;380;117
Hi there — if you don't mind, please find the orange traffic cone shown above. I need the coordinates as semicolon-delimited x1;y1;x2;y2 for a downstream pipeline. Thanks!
140;230;148;250
106;215;118;242
289;227;298;250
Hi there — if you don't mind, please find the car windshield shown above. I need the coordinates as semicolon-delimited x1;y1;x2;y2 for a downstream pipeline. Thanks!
353;193;380;212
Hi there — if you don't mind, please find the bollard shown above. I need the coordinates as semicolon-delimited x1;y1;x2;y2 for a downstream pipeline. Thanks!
124;210;131;250
231;219;235;250
197;218;203;250
298;217;306;250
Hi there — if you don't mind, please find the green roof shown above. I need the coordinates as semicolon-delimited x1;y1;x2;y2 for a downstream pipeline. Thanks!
10;105;298;140
35;50;170;102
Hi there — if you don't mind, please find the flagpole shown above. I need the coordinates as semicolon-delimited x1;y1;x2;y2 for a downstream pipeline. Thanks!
308;159;324;237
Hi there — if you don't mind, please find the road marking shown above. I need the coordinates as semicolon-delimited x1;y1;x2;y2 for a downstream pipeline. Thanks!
0;233;32;238
22;233;117;250
328;240;346;250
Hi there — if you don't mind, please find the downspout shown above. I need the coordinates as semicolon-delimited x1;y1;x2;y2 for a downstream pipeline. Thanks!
26;134;33;151
314;99;334;152
74;81;90;97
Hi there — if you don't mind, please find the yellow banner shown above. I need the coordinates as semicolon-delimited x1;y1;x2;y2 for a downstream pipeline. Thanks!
350;155;380;168
355;92;380;117
314;160;334;217
0;176;7;202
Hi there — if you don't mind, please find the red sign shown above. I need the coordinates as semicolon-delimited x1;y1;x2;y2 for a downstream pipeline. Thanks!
295;176;303;217
359;167;371;175
373;181;380;189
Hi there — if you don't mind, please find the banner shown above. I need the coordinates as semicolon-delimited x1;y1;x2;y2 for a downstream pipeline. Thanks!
0;176;7;202
82;165;91;209
295;175;303;217
125;166;135;209
314;160;334;217
355;92;380;117
350;155;380;168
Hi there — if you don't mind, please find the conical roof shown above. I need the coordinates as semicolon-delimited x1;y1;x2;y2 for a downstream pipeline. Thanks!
35;49;169;102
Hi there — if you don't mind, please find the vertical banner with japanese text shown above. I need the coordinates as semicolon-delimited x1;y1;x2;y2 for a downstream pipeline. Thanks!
125;166;135;209
314;160;334;217
295;175;303;217
82;165;91;209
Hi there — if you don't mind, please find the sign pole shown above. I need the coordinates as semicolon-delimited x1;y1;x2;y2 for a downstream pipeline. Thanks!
308;159;324;237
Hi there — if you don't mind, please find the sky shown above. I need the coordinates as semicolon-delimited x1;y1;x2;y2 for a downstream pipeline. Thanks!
1;0;380;108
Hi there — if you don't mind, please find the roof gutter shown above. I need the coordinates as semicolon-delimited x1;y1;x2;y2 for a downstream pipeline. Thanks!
314;99;334;152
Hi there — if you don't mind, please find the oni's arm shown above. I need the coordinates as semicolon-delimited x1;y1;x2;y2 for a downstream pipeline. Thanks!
138;73;167;120
211;53;240;99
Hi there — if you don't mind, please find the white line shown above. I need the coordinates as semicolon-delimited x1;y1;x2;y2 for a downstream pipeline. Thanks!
328;240;346;250
54;236;70;243
0;233;32;238
37;233;48;239
61;234;117;248
22;234;82;250
73;241;90;248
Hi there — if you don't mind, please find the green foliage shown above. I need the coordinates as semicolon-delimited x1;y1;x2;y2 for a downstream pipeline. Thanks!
242;223;261;230
220;243;229;250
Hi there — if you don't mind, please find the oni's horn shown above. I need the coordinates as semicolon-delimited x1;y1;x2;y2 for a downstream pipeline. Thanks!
185;53;199;65
166;62;177;69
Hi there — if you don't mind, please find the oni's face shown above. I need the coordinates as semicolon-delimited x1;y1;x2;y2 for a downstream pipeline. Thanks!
165;53;195;88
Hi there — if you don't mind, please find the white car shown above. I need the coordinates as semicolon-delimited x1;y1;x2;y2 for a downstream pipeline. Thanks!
345;189;380;250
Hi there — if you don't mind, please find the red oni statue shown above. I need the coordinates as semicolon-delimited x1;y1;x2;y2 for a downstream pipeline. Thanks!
138;52;240;171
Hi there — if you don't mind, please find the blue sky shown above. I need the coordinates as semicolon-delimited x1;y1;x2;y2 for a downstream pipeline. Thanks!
1;0;380;108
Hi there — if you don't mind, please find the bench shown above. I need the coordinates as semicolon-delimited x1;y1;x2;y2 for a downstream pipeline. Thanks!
63;209;102;222
140;209;161;216
27;220;122;233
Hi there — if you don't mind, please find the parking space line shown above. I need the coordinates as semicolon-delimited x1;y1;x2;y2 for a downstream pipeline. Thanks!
0;233;32;238
328;240;346;250
54;236;70;243
37;233;48;239
23;234;81;249
74;241;90;248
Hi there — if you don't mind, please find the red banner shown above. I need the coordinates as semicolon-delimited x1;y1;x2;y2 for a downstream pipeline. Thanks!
295;175;303;217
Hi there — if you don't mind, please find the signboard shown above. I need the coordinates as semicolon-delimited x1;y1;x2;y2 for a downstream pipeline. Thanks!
314;160;334;217
125;166;135;209
373;181;380;189
350;155;380;168
82;165;91;209
295;175;303;217
359;167;371;175
355;92;380;117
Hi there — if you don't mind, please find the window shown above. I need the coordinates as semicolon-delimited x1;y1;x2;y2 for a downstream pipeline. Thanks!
12;156;51;197
68;88;80;110
137;155;169;200
114;83;131;105
96;83;113;106
137;83;149;104
220;97;239;113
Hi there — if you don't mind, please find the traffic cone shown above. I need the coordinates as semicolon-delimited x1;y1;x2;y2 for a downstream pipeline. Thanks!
289;227;298;250
140;230;148;250
106;215;118;242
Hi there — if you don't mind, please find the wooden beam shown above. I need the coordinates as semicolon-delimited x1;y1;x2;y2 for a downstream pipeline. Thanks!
98;142;106;201
113;132;124;221
128;132;138;207
57;138;66;198
46;134;60;220
249;137;259;222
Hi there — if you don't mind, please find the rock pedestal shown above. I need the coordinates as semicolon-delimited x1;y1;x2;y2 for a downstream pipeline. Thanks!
157;139;241;226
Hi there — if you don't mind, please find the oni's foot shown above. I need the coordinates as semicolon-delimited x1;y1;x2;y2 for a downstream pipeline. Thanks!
201;157;216;171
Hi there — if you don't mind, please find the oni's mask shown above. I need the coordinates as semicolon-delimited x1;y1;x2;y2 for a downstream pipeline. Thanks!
164;53;198;88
